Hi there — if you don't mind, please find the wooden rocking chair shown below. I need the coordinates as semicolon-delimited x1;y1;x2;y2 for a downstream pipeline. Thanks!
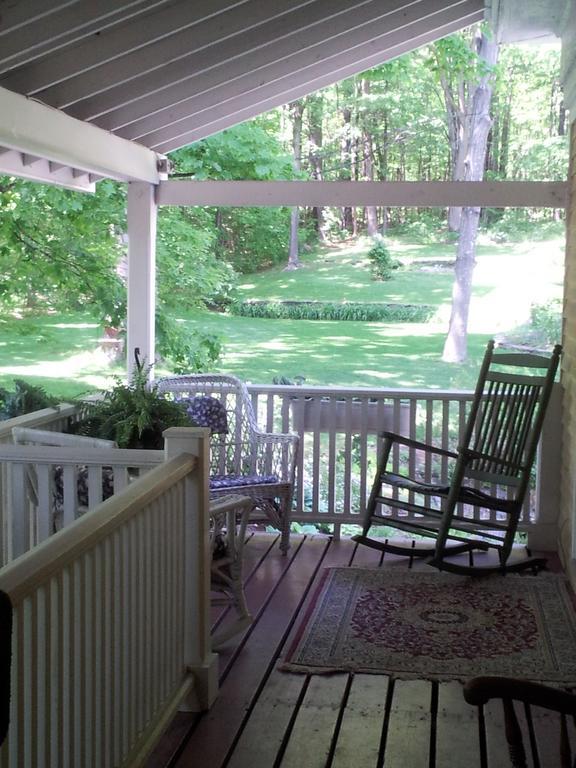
354;340;562;575
463;676;576;767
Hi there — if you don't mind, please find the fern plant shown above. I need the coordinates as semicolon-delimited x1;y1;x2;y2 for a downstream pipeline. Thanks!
74;360;191;449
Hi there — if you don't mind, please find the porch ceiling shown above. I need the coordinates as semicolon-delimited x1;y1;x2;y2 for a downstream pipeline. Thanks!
0;0;484;163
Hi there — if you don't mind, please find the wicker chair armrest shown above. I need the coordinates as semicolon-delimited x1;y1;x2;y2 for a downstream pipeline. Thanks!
380;431;458;459
252;430;299;448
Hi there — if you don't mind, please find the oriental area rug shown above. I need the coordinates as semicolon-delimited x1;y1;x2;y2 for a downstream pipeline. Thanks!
281;567;576;683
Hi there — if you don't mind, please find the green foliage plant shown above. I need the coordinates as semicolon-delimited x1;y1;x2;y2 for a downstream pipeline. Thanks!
74;359;191;449
367;238;400;280
530;299;562;345
231;299;434;323
0;379;59;420
155;312;222;374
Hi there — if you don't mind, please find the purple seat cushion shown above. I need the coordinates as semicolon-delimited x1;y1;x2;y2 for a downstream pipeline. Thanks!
185;396;228;434
54;465;115;508
210;474;279;489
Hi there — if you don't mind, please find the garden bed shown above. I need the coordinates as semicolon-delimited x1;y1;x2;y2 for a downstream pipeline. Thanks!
230;299;435;323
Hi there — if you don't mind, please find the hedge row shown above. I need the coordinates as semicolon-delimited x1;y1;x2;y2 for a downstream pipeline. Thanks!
230;300;435;323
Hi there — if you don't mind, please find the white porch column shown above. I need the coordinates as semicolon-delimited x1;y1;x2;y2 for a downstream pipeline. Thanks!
127;181;157;379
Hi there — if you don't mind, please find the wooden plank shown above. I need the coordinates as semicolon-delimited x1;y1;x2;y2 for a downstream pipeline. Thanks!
384;680;432;768
483;698;517;768
226;672;307;768
436;681;481;768
211;534;288;659
280;674;350;768
175;535;339;767
529;703;566;767
331;674;389;768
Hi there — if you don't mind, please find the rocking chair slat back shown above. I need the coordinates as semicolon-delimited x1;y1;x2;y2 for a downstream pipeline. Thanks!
466;342;560;489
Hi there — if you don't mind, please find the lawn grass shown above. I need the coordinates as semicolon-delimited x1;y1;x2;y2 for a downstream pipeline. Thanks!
0;314;123;399
0;232;565;397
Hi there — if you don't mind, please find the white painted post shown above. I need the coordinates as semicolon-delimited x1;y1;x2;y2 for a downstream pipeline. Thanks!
530;382;563;551
163;427;218;710
127;181;157;380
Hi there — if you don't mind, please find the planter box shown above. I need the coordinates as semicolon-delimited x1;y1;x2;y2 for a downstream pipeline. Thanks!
291;397;409;435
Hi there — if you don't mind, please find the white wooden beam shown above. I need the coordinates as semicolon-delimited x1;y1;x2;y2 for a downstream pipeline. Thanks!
157;180;569;208
0;149;95;192
148;8;483;152
0;86;162;183
127;182;158;380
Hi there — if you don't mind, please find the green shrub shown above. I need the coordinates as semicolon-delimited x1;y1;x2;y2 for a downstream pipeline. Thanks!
530;299;562;345
156;312;222;375
367;238;400;280
0;379;59;420
230;300;434;323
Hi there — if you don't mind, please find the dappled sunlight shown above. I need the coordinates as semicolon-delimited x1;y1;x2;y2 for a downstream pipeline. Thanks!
48;322;99;330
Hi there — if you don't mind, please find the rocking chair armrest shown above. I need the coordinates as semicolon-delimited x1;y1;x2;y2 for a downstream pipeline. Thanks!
379;431;458;459
463;676;576;715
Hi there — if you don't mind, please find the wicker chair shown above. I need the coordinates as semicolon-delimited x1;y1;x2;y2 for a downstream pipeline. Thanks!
156;374;299;553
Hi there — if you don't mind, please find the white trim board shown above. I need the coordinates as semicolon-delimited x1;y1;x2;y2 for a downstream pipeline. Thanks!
0;149;96;192
0;86;164;183
157;180;569;208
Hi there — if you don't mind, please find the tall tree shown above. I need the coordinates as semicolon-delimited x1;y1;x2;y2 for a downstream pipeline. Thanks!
435;28;499;362
307;94;328;242
360;77;379;236
287;100;305;270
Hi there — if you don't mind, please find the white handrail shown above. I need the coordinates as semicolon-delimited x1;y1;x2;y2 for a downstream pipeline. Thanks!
0;429;216;767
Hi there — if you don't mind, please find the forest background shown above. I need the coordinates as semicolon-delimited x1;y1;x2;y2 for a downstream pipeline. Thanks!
0;27;567;397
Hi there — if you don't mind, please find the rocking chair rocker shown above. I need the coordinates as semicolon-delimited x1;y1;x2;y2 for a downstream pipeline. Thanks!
354;340;562;575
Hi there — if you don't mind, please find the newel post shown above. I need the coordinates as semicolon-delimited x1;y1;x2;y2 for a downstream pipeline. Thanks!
164;427;218;710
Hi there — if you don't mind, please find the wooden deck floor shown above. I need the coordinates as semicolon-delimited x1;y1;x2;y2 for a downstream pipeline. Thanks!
147;533;569;768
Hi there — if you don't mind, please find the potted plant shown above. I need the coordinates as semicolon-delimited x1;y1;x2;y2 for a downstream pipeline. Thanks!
73;358;191;449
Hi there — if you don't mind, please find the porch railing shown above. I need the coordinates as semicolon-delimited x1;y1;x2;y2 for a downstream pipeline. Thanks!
0;384;560;549
248;383;561;548
0;428;216;767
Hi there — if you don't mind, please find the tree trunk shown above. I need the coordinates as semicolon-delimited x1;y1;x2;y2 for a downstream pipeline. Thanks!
287;206;300;270
308;95;327;242
361;78;378;236
286;100;304;270
443;29;499;363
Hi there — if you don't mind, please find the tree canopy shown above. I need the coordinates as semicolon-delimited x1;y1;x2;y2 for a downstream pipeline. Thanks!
0;30;566;373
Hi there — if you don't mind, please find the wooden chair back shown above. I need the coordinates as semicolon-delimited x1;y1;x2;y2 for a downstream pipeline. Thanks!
461;341;562;499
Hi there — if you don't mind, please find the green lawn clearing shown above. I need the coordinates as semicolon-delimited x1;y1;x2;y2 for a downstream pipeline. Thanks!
0;233;564;398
